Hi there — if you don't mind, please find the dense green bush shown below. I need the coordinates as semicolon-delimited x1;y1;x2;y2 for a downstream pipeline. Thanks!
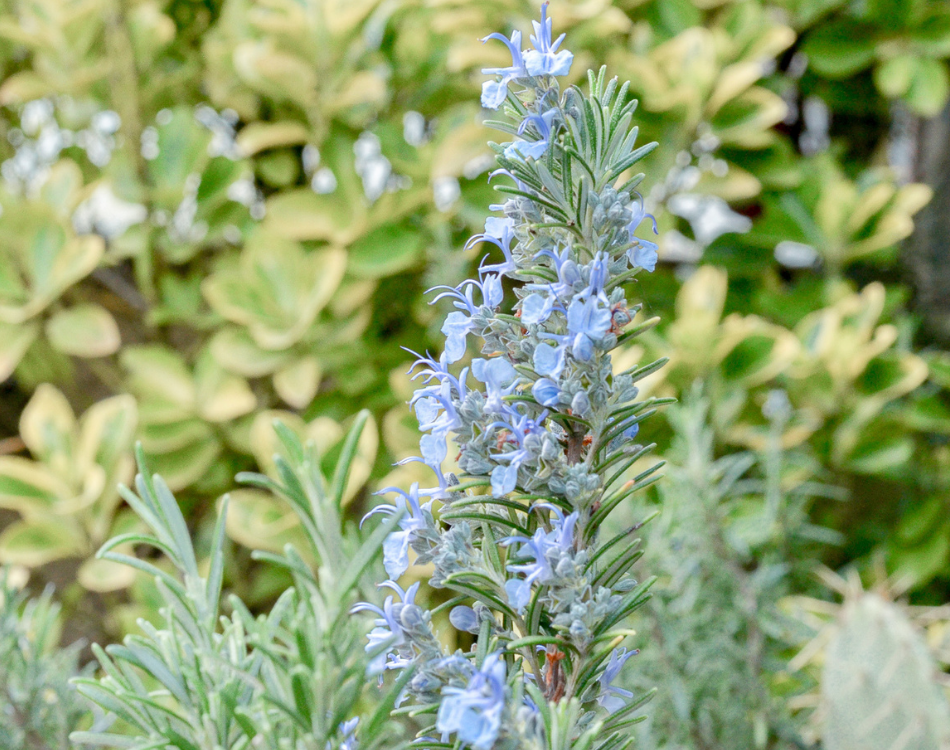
0;0;946;617
0;567;96;748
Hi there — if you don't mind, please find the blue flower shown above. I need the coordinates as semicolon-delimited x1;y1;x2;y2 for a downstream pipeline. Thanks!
442;311;476;364
566;296;612;361
629;242;658;273
502;507;578;612
363;484;430;579
449;605;481;634
397;433;453;500
468;216;517;276
523;3;573;77
491;464;519;499
432;274;504;363
437;653;507;750
532;342;565;379
505;108;557;161
521;292;555;325
597;647;638;712
627;196;659;273
489;409;548;497
351;581;421;675
333;718;359;750
578;252;610;304
530;246;581;299
431;274;504;314
472;357;520;415
532;377;560;407
408;351;468;437
480;30;527;109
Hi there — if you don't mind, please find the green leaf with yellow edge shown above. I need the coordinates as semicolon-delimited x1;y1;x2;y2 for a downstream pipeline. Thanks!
273;356;321;410
127;1;175;65
711;89;788;149
264;188;366;244
202;230;346;350
0;320;39;380
232;40;318;109
142;438;222;493
347;224;424;279
902;394;950;434
841;427;914;475
924;352;950;389
874;55;916;98
77;394;137;474
45;303;121;358
0;516;86;567
147;107;212;201
0;71;51;105
262;133;367;244
19;384;77;471
193;351;257;423
911;9;950;57
236;121;310;156
891;525;950;589
224;489;311;557
209;327;292;377
0;457;70;515
138;417;214;454
256;149;300;188
715;317;800;386
0;210;104;323
77;555;137;593
76;509;142;592
40;160;85;221
121;346;196;408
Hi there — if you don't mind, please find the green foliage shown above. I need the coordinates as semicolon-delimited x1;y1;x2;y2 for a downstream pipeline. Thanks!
0;2;947;742
72;414;406;749
0;384;139;592
623;390;839;750
0;0;943;612
793;0;950;115
0;568;94;750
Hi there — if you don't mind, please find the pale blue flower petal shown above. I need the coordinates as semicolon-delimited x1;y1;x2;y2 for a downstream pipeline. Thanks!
532;378;560;407
630;241;658;272
383;529;412;579
505;578;531;613
491;463;518;497
533;342;564;378
449;605;481;634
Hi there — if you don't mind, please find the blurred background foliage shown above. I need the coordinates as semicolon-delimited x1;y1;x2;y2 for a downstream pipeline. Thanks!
0;0;949;745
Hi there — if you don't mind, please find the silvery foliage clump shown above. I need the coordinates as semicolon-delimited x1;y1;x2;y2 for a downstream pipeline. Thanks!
353;6;668;749
0;570;98;749
70;420;407;750
626;390;843;750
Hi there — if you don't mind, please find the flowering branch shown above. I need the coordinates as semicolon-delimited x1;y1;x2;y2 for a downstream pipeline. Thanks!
354;5;667;748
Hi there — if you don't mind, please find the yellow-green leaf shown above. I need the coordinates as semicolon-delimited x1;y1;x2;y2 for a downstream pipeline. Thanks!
45;303;121;358
0;517;86;567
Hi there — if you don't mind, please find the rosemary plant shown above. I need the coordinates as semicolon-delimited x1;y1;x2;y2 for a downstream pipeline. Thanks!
353;6;668;748
627;390;843;750
70;416;406;750
0;570;93;750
